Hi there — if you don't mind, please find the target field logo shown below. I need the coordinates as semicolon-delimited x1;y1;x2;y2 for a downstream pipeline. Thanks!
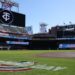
0;61;35;72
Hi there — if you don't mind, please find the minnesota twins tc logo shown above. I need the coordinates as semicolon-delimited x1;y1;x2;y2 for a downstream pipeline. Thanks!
0;10;13;24
2;12;10;21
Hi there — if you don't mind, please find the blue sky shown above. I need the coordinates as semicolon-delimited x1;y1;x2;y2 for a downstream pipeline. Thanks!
15;0;75;33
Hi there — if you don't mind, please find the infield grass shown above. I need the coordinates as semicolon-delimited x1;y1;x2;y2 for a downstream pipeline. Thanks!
0;50;75;75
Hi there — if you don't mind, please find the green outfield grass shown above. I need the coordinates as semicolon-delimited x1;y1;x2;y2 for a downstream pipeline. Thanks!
0;50;75;75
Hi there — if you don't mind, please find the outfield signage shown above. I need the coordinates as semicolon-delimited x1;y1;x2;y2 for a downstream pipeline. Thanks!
6;41;29;45
0;60;67;72
59;44;75;48
0;35;29;40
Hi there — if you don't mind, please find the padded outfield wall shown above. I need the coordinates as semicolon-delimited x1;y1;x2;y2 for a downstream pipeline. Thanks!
29;38;75;50
0;37;75;50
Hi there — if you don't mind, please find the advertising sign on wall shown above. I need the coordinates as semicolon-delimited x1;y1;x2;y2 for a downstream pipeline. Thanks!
59;44;75;48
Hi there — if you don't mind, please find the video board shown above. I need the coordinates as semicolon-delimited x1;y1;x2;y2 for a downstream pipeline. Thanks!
0;9;25;27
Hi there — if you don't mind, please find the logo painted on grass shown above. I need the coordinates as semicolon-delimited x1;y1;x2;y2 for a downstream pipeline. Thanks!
0;61;67;72
30;64;67;71
0;61;34;72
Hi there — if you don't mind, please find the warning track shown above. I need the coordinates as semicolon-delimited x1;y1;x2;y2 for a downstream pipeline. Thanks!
36;52;75;58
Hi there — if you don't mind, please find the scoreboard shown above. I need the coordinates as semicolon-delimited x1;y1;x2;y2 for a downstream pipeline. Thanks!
0;8;25;27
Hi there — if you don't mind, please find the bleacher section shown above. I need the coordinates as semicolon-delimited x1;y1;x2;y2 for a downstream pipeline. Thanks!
0;24;30;50
0;24;30;39
0;24;27;34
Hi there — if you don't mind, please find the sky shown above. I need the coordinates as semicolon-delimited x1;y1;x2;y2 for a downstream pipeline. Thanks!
14;0;75;33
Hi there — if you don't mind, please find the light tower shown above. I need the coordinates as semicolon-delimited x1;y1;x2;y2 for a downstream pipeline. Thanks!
40;23;47;33
0;0;19;11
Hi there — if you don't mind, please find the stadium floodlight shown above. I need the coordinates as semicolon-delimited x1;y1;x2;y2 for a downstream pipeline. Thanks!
0;0;19;11
0;0;5;2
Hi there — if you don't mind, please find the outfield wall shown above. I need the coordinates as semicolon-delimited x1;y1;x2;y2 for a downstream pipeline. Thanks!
29;39;75;50
0;36;75;50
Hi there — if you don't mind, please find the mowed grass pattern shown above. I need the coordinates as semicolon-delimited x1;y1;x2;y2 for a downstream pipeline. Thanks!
0;50;75;75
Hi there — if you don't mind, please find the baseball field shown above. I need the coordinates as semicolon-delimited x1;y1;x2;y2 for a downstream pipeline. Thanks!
0;50;75;75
